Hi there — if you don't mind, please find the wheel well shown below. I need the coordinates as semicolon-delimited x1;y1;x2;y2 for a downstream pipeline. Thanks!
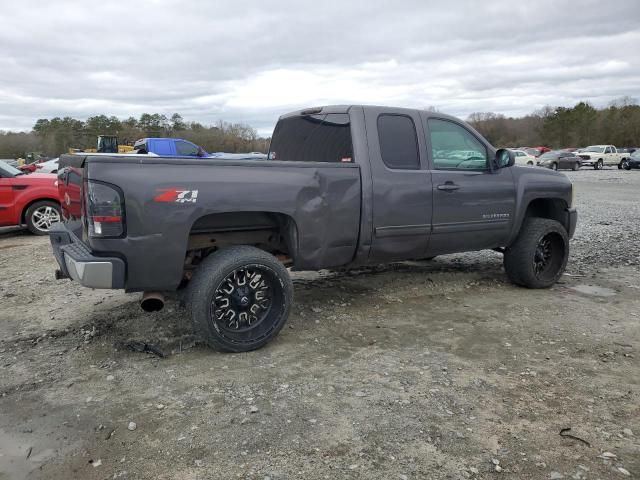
524;198;568;229
21;198;60;224
185;211;298;268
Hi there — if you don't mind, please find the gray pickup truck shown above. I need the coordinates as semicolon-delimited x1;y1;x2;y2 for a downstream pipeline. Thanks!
50;105;577;352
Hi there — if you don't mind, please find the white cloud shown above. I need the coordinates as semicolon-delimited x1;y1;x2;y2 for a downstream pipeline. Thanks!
0;0;639;134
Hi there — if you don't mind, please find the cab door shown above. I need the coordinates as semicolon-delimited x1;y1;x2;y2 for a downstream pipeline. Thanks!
364;107;433;262
423;116;515;255
0;174;16;226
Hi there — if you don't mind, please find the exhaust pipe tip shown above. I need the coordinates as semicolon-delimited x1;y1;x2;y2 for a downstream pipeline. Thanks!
54;269;68;280
141;292;165;312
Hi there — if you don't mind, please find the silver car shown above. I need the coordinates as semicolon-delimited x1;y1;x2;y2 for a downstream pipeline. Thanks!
38;157;59;174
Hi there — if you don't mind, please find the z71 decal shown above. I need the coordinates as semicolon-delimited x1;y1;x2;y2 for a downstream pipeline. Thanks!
154;188;199;204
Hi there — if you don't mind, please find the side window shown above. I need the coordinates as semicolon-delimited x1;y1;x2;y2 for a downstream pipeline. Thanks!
176;141;199;156
516;151;525;157
428;119;488;170
605;146;612;154
377;114;420;170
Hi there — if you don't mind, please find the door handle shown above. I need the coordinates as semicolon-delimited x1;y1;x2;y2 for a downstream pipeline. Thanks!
437;182;460;191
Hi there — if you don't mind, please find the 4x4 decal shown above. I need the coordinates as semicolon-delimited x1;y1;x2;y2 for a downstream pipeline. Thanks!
154;189;199;203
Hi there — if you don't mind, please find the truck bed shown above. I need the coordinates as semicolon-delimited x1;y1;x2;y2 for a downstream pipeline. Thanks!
58;154;362;291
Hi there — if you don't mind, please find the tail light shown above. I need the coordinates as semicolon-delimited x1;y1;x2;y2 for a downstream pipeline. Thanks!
85;180;125;237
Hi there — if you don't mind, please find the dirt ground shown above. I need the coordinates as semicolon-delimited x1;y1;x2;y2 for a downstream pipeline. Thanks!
1;169;639;479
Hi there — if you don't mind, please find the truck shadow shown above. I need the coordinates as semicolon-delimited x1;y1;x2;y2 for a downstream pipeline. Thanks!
35;255;506;359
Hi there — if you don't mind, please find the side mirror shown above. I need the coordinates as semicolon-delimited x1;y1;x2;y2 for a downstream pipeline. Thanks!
495;148;515;168
197;147;206;157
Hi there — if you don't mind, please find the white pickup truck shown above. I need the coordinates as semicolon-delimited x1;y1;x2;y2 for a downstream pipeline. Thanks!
577;145;629;170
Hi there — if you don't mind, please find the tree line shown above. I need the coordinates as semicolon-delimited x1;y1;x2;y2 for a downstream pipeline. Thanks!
1;97;639;159
467;97;640;149
0;113;269;158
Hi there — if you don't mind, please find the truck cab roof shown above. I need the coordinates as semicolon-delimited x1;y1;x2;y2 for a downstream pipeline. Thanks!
279;105;461;123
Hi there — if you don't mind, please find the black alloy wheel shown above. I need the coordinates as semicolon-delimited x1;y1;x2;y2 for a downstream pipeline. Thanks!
212;266;280;335
532;232;565;284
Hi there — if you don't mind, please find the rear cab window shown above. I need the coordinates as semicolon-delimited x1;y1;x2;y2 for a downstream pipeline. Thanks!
268;113;353;163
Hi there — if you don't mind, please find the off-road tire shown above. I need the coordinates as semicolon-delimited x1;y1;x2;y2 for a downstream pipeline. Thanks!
189;246;293;352
25;200;61;235
504;218;569;288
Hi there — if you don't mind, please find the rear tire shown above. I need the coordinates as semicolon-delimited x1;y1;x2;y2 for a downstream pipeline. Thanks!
25;200;61;235
623;159;631;170
504;218;569;289
572;162;579;171
189;246;293;352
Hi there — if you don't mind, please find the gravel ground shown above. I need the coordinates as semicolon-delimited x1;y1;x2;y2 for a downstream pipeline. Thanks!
0;168;639;479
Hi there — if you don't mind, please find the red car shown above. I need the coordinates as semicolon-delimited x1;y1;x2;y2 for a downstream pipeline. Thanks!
535;146;552;155
18;163;42;173
0;161;61;235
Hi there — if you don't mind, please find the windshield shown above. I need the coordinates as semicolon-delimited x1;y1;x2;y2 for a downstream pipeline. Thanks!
0;160;22;177
584;146;605;153
632;150;640;158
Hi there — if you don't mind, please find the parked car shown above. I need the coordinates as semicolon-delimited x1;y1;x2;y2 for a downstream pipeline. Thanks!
0;159;18;167
510;149;537;166
518;147;542;157
18;163;40;173
537;151;582;171
50;105;576;353
0;161;61;234
38;157;60;174
133;137;267;160
134;137;205;156
577;145;629;170
535;146;552;155
623;150;640;170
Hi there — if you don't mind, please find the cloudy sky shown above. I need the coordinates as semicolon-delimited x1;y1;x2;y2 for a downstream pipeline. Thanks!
1;0;639;135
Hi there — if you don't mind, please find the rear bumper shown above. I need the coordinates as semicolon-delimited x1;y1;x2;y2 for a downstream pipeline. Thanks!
49;223;125;289
566;207;577;239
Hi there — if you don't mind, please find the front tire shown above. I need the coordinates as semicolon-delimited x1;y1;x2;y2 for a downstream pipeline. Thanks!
572;162;579;171
25;200;61;235
550;162;558;171
189;246;293;352
594;159;603;170
504;218;569;288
